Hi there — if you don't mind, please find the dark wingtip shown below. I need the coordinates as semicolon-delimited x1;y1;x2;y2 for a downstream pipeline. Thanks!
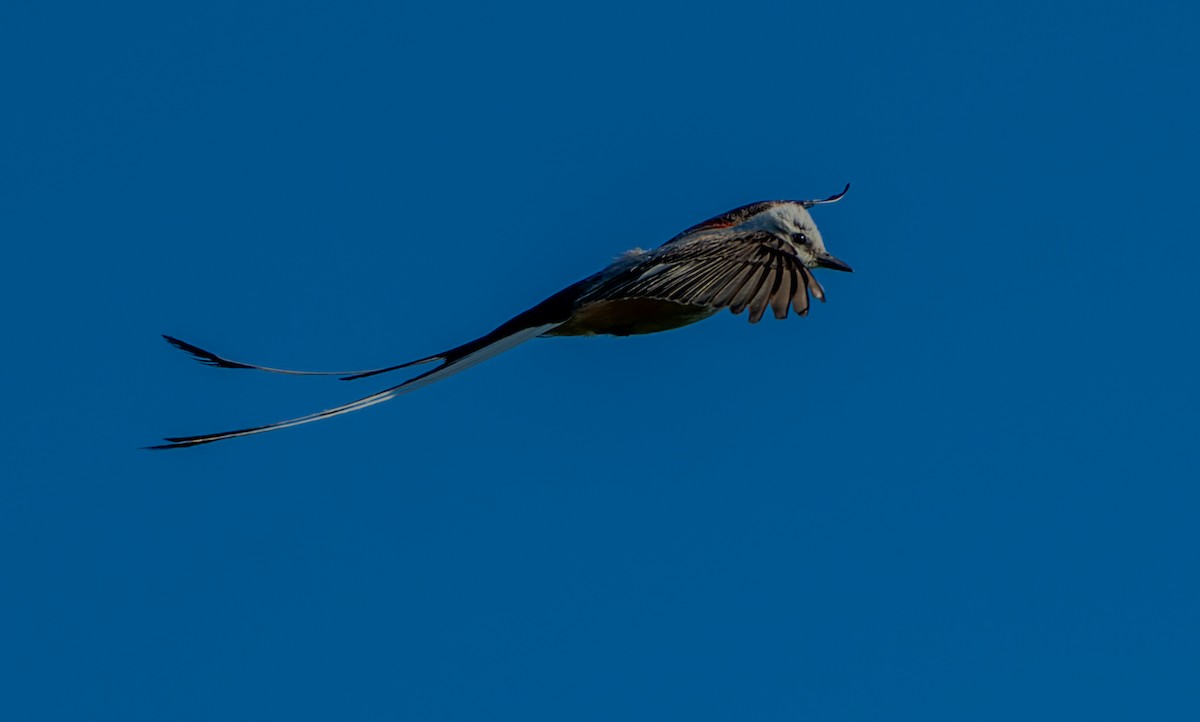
162;334;253;370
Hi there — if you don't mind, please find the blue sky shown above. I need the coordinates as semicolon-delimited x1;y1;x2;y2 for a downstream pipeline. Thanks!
3;1;1199;719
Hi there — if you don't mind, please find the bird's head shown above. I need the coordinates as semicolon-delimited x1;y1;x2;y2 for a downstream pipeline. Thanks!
675;184;853;272
759;185;853;273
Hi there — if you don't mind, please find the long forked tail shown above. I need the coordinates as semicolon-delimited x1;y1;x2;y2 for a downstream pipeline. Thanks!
148;322;560;449
162;335;436;380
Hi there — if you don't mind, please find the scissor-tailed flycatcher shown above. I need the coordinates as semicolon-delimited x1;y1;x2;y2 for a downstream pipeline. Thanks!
151;185;853;449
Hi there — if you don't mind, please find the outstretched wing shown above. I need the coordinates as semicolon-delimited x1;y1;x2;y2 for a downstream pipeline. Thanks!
582;230;825;323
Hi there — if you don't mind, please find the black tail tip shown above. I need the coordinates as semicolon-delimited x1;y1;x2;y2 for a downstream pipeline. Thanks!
143;441;182;450
162;334;252;370
143;437;207;450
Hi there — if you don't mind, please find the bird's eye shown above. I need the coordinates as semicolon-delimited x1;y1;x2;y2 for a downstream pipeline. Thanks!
793;232;809;245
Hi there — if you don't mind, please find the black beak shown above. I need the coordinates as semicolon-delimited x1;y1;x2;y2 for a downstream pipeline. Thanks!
816;253;853;273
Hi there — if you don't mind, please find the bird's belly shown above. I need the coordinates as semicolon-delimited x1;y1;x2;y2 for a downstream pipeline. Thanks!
545;299;718;337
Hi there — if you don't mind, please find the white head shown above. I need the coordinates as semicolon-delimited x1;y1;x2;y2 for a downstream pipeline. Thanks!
673;184;853;272
754;200;853;273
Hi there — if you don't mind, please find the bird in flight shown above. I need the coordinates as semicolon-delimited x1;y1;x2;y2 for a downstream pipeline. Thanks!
151;185;853;449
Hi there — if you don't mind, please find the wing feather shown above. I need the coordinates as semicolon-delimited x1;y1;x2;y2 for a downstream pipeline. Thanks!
663;259;726;302
747;263;778;323
687;261;743;305
806;268;826;303
793;268;812;316
770;266;794;320
711;262;758;307
583;230;821;324
730;265;768;316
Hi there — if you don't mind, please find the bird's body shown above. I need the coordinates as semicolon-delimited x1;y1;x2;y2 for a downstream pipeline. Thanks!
547;298;717;336
152;186;854;449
